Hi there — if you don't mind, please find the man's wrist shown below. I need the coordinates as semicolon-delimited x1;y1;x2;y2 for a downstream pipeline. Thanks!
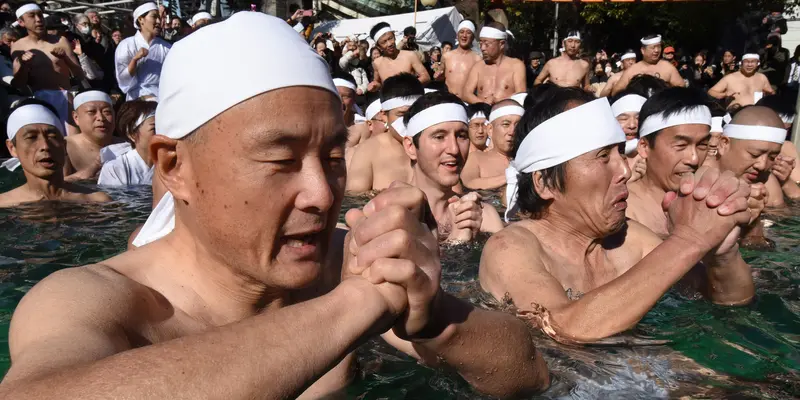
406;289;455;343
703;243;741;267
665;228;713;257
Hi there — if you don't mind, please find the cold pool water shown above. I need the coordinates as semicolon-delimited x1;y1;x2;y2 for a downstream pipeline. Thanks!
0;169;798;399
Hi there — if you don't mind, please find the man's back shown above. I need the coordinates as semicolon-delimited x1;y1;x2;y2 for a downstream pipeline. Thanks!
346;133;412;193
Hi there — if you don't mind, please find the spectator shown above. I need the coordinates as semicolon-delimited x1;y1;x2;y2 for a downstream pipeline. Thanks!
688;52;714;90
427;45;442;79
111;29;122;46
662;46;677;67
761;8;787;43
719;49;738;76
338;38;368;95
762;35;790;87
785;44;800;88
442;40;453;53
400;26;418;51
73;13;109;89
84;8;110;50
526;51;543;89
0;2;11;15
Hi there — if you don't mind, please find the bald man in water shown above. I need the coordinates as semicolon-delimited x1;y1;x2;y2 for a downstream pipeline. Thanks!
461;99;521;190
611;34;684;96
533;31;590;89
462;22;525;105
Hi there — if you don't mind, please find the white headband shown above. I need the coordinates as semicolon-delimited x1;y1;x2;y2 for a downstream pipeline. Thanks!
470;111;486;122
743;53;760;61
365;99;382;120
133;2;157;29
333;78;356;91
723;124;786;144
711;116;723;133
480;26;511;40
372;26;392;42
611;94;646;117
134;111;156;131
510;92;527;106
6;104;63;141
424;88;438;94
505;98;625;221
625;138;639;156
404;103;467;137
639;106;712;137
390;117;407;136
15;4;40;19
73;91;112;110
488;105;524;123
780;113;795;124
457;20;475;33
135;12;338;247
381;95;420;111
621;52;636;61
191;12;212;25
723;113;732;124
640;35;661;46
564;32;581;41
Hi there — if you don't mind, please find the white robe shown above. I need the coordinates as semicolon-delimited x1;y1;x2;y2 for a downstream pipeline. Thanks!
115;31;172;100
97;149;153;186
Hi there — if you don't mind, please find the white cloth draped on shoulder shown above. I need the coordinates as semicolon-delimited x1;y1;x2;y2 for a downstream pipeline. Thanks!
98;149;153;186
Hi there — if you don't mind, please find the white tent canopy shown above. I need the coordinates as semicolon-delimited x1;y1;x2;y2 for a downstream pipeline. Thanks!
312;6;466;52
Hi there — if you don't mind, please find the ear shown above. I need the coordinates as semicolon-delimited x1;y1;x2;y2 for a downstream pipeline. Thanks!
717;135;731;156
150;134;192;205
403;136;417;161
485;122;493;138
532;171;556;201
6;139;16;158
72;110;79;125
637;138;650;159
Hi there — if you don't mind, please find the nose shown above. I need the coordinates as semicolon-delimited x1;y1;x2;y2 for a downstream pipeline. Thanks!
294;157;334;214
685;146;701;168
443;134;459;155
753;155;770;172
612;148;631;183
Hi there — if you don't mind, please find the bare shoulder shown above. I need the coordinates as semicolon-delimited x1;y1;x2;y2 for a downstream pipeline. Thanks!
482;223;543;266
580;59;591;68
87;190;113;203
0;187;27;208
659;59;679;72
611;219;662;257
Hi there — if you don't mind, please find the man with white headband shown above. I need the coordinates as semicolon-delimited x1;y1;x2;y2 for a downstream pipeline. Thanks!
627;87;719;237
191;11;212;29
756;94;800;188
708;53;773;108
712;106;798;212
533;30;590;89
462;21;525;105
461;99;522;190
597;48;637;97
348;72;423;193
611;34;685;96
467;102;491;152
1;13;550;398
610;90;648;182
480;88;754;343
367;22;430;93
439;19;481;99
0;99;110;207
98;100;157;186
11;3;84;131
401;92;504;242
114;2;171;100
336;73;370;168
62;90;124;181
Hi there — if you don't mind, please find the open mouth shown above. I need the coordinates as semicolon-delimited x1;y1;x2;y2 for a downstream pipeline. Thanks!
440;160;459;172
280;229;324;259
612;190;629;211
37;157;55;168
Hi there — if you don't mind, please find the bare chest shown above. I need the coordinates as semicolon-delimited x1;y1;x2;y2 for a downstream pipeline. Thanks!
66;138;100;171
378;56;413;79
549;59;587;86
479;151;509;178
372;139;412;190
476;63;516;99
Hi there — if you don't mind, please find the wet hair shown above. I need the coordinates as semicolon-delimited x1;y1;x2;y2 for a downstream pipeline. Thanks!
441;40;453;48
380;72;424;103
525;83;560;109
638;87;714;147
6;98;60;145
756;94;795;118
369;22;391;40
625;74;669;98
484;21;506;32
512;87;595;219
425;80;448;93
564;30;581;39
403;91;466;148
467;102;491;120
116;100;157;148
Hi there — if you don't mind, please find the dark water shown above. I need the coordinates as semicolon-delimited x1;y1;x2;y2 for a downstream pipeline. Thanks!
0;169;798;399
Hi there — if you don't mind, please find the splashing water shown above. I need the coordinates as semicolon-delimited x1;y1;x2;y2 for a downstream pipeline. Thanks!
0;170;797;398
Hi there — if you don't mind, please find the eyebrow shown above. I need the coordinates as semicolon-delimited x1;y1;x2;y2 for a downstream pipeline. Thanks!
673;134;710;143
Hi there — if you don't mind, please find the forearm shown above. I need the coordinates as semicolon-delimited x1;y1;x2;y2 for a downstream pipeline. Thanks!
463;174;506;190
126;57;140;77
782;180;800;199
78;55;102;80
65;57;85;80
702;246;754;305
708;89;725;99
0;281;382;400
550;236;706;342
413;294;549;397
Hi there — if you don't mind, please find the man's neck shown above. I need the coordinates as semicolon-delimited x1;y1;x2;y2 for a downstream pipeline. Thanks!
561;53;579;61
162;225;291;326
637;170;668;200
469;143;487;153
343;110;354;127
78;132;113;149
529;212;604;260
455;45;472;54
485;54;504;66
22;172;66;200
740;70;756;78
410;166;453;221
25;30;43;42
490;146;510;160
139;29;155;44
385;50;400;61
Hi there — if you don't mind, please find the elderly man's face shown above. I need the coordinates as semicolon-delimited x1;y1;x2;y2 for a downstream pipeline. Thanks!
468;117;487;149
7;124;65;178
73;101;115;142
1;32;16;46
487;114;519;154
551;143;630;236
616;112;639;140
639;124;710;191
717;138;781;184
642;43;661;63
111;30;122;44
172;87;346;289
406;121;470;188
479;38;503;61
741;59;759;75
87;12;100;25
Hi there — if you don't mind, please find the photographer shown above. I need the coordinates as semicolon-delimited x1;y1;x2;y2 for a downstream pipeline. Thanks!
687;51;715;91
338;37;368;95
